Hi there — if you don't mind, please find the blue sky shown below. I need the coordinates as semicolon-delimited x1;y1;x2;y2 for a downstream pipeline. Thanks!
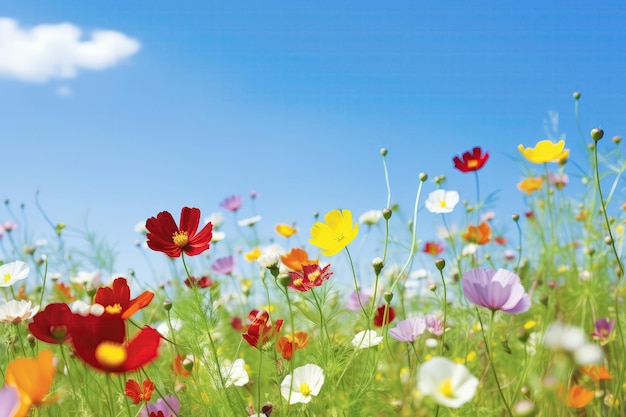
1;1;625;284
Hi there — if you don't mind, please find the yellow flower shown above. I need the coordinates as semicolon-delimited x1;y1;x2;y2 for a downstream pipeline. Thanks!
5;349;56;417
244;248;261;261
518;140;569;164
275;223;298;238
309;209;358;256
517;177;543;194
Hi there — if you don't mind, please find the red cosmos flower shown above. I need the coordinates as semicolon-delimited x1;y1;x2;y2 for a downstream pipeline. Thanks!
70;314;161;373
373;305;396;327
453;147;489;173
184;276;213;289
125;378;155;404
145;207;213;258
95;277;154;319
28;302;74;344
288;263;333;292
242;310;283;349
423;241;444;257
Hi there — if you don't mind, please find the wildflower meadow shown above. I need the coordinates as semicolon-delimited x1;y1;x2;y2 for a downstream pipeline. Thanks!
1;93;625;416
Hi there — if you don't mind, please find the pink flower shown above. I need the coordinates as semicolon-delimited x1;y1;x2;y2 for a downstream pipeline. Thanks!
461;268;530;314
591;318;615;343
212;255;236;275
346;289;372;312
220;195;243;212
425;314;445;336
389;317;426;342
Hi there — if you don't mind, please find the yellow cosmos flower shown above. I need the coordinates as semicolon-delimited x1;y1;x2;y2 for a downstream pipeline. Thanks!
517;177;543;194
518;139;569;164
309;209;358;256
275;223;298;238
244;248;262;261
5;349;56;417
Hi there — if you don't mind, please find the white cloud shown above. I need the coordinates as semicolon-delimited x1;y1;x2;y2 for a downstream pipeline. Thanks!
0;17;141;83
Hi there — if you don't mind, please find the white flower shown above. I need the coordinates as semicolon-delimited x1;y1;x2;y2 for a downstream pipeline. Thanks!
69;270;100;287
70;300;104;317
237;215;262;227
222;358;249;387
0;261;30;287
425;190;460;214
211;231;226;242
156;319;183;337
417;357;479;408
543;321;603;365
359;210;383;226
205;212;224;228
0;300;39;323
257;252;280;269
281;364;325;404
134;221;147;234
351;330;383;349
461;244;478;256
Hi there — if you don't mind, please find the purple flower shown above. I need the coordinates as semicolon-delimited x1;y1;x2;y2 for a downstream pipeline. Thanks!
461;268;530;314
212;255;236;275
425;314;445;336
346;289;372;312
591;318;615;343
389;317;426;342
0;385;20;417
220;195;243;212
139;395;180;417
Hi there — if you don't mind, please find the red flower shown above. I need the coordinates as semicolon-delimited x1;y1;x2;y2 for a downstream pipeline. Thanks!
373;305;395;327
423;241;444;256
125;378;155;404
242;310;283;349
145;207;213;257
276;331;309;360
95;277;154;319
288;263;333;292
453;147;489;173
70;314;161;373
184;276;213;289
28;302;74;344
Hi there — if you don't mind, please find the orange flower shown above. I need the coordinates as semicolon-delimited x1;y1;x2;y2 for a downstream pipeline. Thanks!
565;385;594;408
462;223;492;245
580;365;612;382
125;378;155;404
280;248;318;271
276;331;309;360
275;223;298;238
171;353;191;377
422;241;444;256
5;349;56;417
517;177;543;195
54;282;75;301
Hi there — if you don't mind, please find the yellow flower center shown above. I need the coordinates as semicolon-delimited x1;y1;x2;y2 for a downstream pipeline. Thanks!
3;273;11;283
439;201;447;208
172;231;189;248
299;382;312;397
307;270;321;282
95;342;127;368
105;303;123;314
467;159;478;168
439;378;455;398
293;278;303;287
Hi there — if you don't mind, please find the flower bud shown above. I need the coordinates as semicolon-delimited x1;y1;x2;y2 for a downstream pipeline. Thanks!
512;399;536;417
573;91;581;100
164;300;173;311
434;174;446;185
512;214;520;222
434;258;446;271
613;135;622;144
590;128;604;142
380;148;388;156
383;291;393;303
372;257;384;274
183;357;194;372
605;236;613;245
382;208;392;220
278;275;292;287
428;283;437;292
419;172;428;182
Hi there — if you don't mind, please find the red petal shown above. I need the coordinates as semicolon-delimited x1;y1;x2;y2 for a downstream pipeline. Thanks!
124;327;162;371
179;207;200;238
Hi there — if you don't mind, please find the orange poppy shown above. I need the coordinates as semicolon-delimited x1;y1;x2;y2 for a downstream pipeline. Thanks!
462;223;492;245
565;385;594;408
276;331;309;360
5;349;56;417
280;248;318;271
580;365;612;382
